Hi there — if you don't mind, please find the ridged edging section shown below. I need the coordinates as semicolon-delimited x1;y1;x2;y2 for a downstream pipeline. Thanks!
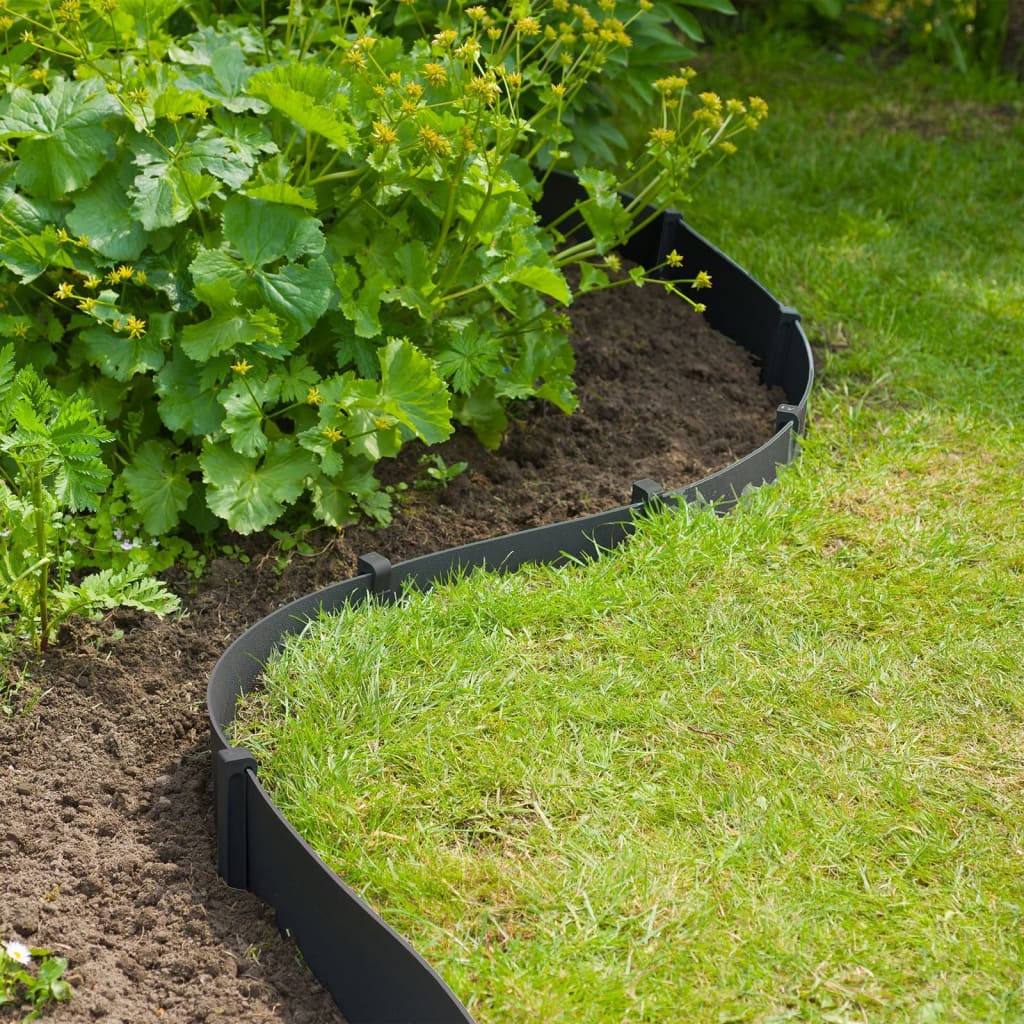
207;175;814;1024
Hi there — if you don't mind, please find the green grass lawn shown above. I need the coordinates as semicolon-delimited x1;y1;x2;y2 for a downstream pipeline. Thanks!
232;38;1024;1024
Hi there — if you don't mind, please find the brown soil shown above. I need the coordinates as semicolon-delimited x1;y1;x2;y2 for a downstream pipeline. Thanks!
1;280;786;1024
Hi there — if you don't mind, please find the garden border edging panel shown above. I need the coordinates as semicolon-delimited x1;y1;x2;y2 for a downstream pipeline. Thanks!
207;174;814;1023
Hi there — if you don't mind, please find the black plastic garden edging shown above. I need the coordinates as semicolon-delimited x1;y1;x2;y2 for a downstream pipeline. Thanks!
206;171;814;1024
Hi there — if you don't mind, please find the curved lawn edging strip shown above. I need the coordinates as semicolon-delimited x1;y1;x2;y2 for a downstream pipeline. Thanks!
207;179;814;1023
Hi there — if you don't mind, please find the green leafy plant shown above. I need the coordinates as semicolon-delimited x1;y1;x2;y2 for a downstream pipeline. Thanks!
0;0;764;539
0;345;179;650
0;939;73;1022
727;0;1012;71
416;453;469;489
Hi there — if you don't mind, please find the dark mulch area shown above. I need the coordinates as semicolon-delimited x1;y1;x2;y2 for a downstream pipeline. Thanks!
1;278;785;1023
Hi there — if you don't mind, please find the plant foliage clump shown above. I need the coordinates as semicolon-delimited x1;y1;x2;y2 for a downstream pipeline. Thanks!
0;0;759;537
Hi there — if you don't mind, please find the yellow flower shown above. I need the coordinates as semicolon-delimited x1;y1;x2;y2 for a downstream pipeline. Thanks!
107;264;135;284
342;46;367;70
125;315;146;339
466;5;487;20
84;275;102;290
306;386;323;406
53;282;75;300
77;297;97;313
231;358;254;375
599;17;630;46
693;302;707;314
693;270;712;290
417;125;452;158
648;127;676;148
322;426;343;443
423;62;447;87
55;227;72;243
664;249;684;268
58;0;81;23
514;17;541;36
466;73;499;103
699;91;723;113
372;120;398;147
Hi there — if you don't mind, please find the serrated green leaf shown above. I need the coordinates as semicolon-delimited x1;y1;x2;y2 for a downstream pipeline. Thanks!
200;438;314;534
297;424;345;475
336;262;387;339
455;380;507;450
66;156;148;261
180;305;282;361
189;198;332;344
223;194;325;264
0;344;17;427
122;440;194;535
243;181;317;211
130;160;219;231
576;166;633;254
376;338;452;444
578;262;610;293
67;565;180;617
247;63;356;149
219;376;280;457
174;42;268;114
310;457;380;528
318;372;403;462
129;125;259;230
434;321;504;395
3;372;113;512
0;78;121;199
510;264;571;305
0;166;65;281
154;352;224;435
496;331;577;414
278;355;321;403
79;324;165;382
380;240;436;314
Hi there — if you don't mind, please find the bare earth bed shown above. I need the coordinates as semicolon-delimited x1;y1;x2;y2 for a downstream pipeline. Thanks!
1;279;785;1023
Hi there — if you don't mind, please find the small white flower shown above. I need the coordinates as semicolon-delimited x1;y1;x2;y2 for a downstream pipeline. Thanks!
4;940;32;965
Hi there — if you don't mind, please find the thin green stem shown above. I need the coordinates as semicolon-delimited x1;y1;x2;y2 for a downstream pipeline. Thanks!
30;467;49;651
